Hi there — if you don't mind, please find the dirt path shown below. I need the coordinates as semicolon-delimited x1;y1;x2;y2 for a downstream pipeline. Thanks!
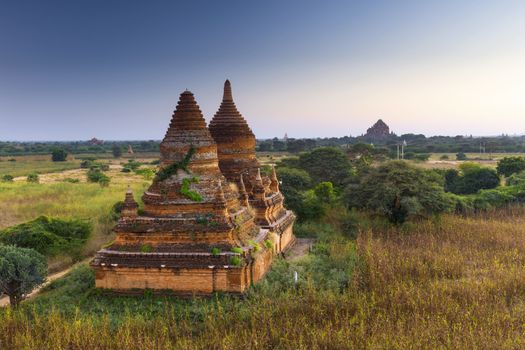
286;238;315;261
0;257;92;307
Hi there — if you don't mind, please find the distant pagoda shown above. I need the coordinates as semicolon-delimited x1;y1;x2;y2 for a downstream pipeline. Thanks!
365;119;391;139
91;84;295;295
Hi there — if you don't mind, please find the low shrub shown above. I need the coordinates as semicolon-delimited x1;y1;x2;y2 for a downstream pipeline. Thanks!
27;172;39;183
1;174;14;182
0;216;92;258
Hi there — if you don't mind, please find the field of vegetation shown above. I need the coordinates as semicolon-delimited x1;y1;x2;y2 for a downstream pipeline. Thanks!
2;209;525;348
0;156;81;177
0;160;152;272
3;147;525;348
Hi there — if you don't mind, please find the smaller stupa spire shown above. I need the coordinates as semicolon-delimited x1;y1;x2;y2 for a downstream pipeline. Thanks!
122;185;138;218
216;179;226;203
239;174;249;207
270;165;279;193
252;168;266;200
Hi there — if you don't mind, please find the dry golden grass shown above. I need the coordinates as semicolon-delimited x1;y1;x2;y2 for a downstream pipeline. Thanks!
3;210;525;349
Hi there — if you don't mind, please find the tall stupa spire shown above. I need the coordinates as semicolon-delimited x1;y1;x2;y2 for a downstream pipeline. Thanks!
209;80;259;182
159;90;219;173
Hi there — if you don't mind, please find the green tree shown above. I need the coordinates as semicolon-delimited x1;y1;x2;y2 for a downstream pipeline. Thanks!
51;148;68;162
446;163;500;195
345;161;453;224
456;152;467;161
276;167;311;215
496;156;525;177
112;144;123;158
0;245;47;307
298;147;353;188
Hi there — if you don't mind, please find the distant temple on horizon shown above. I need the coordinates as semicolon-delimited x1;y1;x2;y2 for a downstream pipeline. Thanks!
91;80;296;295
364;119;394;139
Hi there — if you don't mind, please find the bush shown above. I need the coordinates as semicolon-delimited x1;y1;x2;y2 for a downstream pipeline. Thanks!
62;178;80;183
456;152;467;160
0;216;92;258
1;174;14;182
440;154;450;160
414;153;430;161
134;168;155;180
211;247;221;256
446;163;500;195
496;156;525;177
51;148;68;162
87;169;110;187
27;173;39;183
112;144;122;158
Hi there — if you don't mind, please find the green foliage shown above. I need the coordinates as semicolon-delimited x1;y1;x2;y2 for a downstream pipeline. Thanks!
229;256;242;266
264;239;273;249
456;152;467;160
0;216;92;258
140;244;153;253
507;170;525;186
87;168;110;187
298;147;353;188
231;247;243;254
134;168;155;180
27;172;39;183
313;182;336;203
440;154;449;160
0;245;48;307
346;161;453;224
112;144;122;158
211;247;221;256
110;201;124;220
180;176;202;201
276;167;312;213
62;177;80;183
414;153;430;161
256;221;357;294
496;156;525;177
445;163;500;195
155;146;195;181
122;160;141;172
1;174;13;182
248;240;261;252
51;148;68;162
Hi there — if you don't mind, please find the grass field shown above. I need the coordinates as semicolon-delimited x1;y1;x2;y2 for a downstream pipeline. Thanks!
2;209;525;348
0;157;81;177
0;173;149;271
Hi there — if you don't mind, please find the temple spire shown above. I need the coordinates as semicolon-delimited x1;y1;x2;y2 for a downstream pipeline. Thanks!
223;79;233;101
270;165;279;193
121;185;138;218
239;174;249;207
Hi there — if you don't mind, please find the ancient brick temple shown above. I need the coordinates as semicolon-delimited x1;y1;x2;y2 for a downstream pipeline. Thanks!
91;81;295;295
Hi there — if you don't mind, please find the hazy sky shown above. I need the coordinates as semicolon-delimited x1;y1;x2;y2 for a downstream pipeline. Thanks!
1;0;525;141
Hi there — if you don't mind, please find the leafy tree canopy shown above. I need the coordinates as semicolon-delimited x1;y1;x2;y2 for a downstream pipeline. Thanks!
345;161;453;224
496;156;525;177
0;245;47;307
298;147;354;188
51;148;68;162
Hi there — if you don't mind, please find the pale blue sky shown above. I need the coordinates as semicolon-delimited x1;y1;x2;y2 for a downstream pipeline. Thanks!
1;0;525;140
